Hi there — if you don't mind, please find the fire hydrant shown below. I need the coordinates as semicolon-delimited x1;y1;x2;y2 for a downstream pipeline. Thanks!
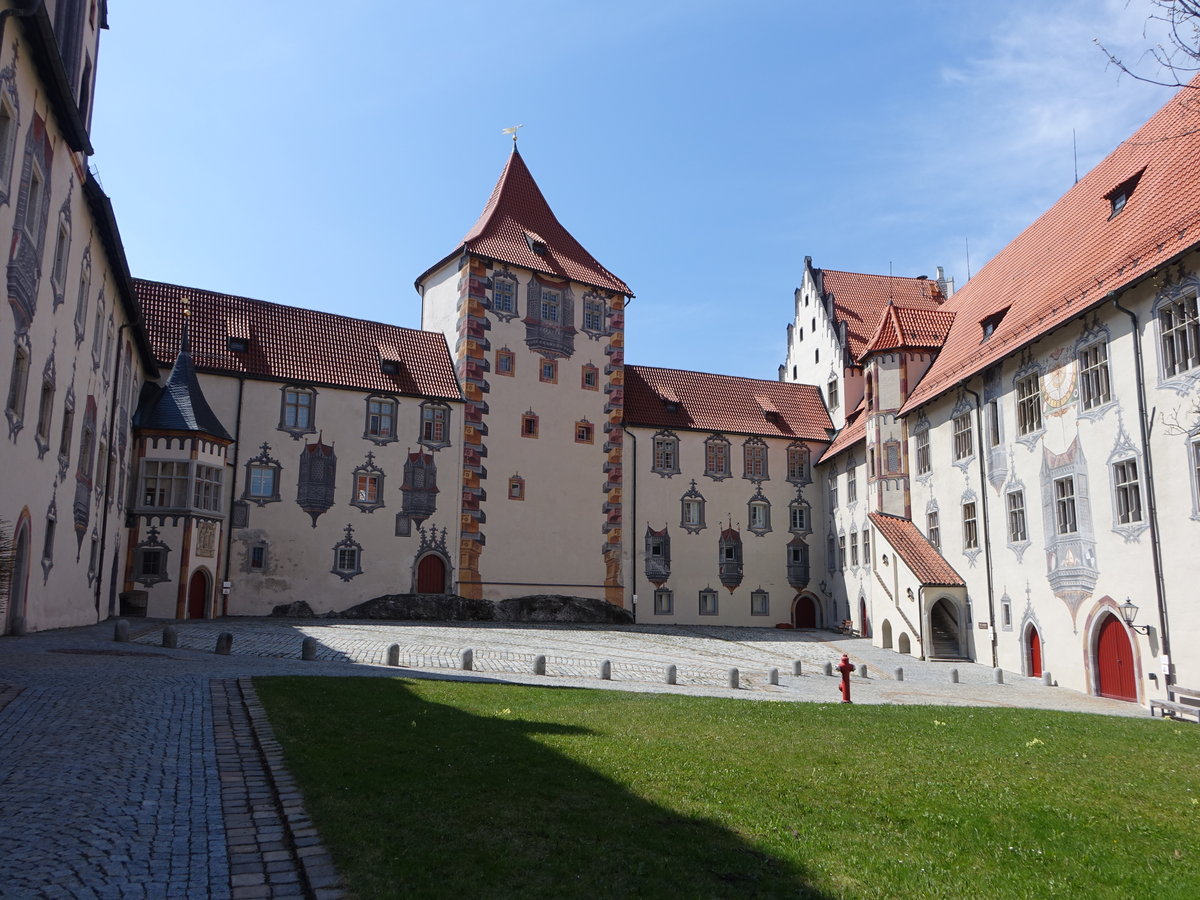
836;653;855;703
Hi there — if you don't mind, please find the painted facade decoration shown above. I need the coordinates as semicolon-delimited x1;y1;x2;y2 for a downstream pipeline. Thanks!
400;449;437;524
297;436;336;527
7;112;53;332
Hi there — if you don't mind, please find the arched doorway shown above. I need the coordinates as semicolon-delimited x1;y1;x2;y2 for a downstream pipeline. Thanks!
1026;626;1042;678
416;554;446;594
898;632;911;655
187;569;210;620
793;594;817;628
881;619;893;649
1095;614;1137;701
929;598;962;659
6;518;30;634
859;598;870;638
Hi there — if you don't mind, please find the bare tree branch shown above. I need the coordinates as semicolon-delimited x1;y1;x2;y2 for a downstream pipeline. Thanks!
1096;0;1200;87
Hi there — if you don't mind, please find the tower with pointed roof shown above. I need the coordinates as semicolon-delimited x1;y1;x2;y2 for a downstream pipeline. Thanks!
416;147;632;604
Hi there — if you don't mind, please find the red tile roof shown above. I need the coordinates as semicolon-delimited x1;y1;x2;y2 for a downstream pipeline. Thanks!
819;269;946;361
818;404;865;464
859;303;956;361
625;365;832;441
135;279;462;401
902;74;1200;415
869;512;965;587
416;148;632;296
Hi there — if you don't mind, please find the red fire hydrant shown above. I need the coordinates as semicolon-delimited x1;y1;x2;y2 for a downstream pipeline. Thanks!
836;653;855;703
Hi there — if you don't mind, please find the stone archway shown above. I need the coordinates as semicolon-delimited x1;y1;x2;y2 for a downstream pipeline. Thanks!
858;597;870;639
792;593;818;629
6;514;31;634
1025;624;1043;678
898;632;911;655
415;553;448;594
1094;613;1137;702
881;619;893;649
928;597;964;659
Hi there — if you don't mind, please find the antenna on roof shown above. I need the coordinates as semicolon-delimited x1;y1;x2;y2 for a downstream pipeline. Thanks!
1072;128;1079;184
964;237;972;281
501;124;525;142
889;261;894;301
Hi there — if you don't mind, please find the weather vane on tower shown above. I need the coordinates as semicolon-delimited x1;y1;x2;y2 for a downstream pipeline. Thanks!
501;124;525;143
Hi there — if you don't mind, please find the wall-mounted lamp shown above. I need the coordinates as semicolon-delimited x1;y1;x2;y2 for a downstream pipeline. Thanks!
1119;597;1152;635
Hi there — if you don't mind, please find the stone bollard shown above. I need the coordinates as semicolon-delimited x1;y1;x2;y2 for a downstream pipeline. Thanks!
994;667;1004;684
534;654;547;676
949;668;959;684
600;660;612;680
10;616;26;636
162;625;178;649
461;648;474;671
1042;671;1053;687
823;661;833;677
386;644;400;667
793;660;803;677
894;667;904;682
858;664;868;679
301;637;317;661
113;619;130;643
768;667;779;686
728;668;739;689
215;632;233;655
664;664;677;685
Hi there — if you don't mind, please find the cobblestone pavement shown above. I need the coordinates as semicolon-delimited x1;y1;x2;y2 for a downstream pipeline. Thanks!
0;617;1144;899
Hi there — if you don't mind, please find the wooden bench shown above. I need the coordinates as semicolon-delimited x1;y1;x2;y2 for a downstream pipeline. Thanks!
1150;685;1200;723
839;619;859;637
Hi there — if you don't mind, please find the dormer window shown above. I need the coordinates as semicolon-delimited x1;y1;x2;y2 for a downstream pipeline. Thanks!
228;337;248;353
980;307;1009;340
380;360;399;375
1106;168;1145;220
524;231;547;255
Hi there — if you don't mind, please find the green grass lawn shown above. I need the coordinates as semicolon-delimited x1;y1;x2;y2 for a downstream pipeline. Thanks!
255;677;1200;899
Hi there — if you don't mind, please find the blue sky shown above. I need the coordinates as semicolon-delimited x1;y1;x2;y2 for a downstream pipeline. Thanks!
90;1;1181;380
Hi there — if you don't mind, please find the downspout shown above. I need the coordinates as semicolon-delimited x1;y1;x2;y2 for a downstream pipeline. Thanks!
221;375;246;614
1110;294;1172;682
962;384;998;667
622;425;637;620
96;321;133;617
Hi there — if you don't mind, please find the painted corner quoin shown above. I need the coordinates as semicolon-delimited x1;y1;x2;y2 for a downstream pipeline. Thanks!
456;257;491;598
602;293;625;606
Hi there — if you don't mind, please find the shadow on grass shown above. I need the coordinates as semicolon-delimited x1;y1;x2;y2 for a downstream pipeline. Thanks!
257;677;832;899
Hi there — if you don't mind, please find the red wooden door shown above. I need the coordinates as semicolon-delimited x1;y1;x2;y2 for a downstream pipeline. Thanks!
795;596;816;628
416;555;445;593
1028;629;1042;678
187;571;208;620
859;599;870;638
1096;615;1136;701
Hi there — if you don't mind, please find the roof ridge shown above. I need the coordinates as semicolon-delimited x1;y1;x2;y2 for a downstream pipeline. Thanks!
628;362;819;388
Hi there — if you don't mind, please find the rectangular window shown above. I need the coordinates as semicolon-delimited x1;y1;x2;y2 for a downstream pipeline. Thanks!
1016;373;1043;435
422;405;448;443
654;589;673;615
1113;459;1142;524
52;221;69;287
987;400;1001;447
521;413;538;438
42;514;55;563
508;476;524;500
953;413;973;461
1054;477;1077;535
193;464;224;512
142;461;190;508
653;436;677;473
846;467;857;503
827;378;839;412
356;474;380;503
699;589;718;616
787;445;808;481
850;532;859;566
916;429;930;474
0;98;15;186
581;365;598;390
885;442;901;474
140;548;165;578
682;498;702;527
540;359;557;383
493;277;515;312
1079;341;1111;409
35;378;54;444
706;439;730;478
540;288;560;323
58;401;74;464
1160;291;1200;377
337;547;359;571
789;505;806;532
248;466;276;499
862;529;870;566
751;590;769;616
283;389;312;429
743;441;768;479
366;398;395;439
6;345;29;419
1007;490;1027;543
583;299;604;332
575;421;594;444
25;163;44;239
250;545;267;571
963;502;978;550
74;265;91;338
838;534;846;569
496;349;515;375
749;502;769;530
927;511;941;551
